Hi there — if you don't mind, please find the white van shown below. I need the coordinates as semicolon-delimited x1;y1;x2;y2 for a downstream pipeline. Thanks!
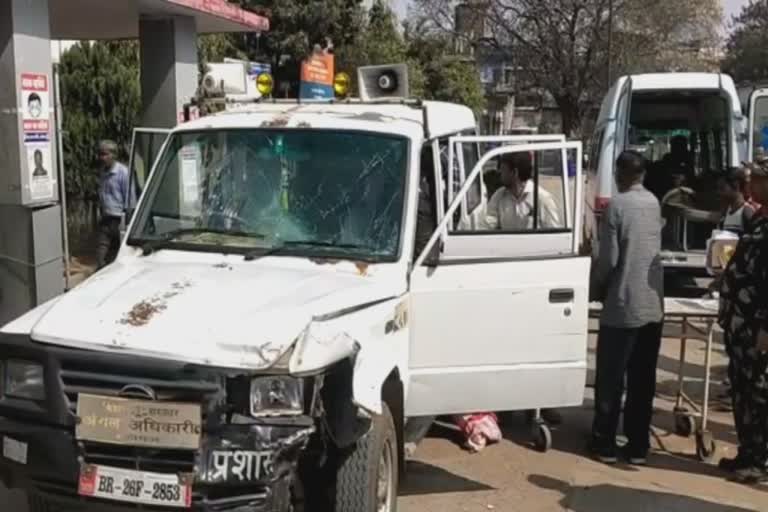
740;83;768;162
585;73;747;272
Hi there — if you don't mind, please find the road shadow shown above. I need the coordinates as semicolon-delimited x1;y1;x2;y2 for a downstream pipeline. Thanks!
656;352;729;383
528;474;761;512
400;461;495;497
499;402;732;481
651;404;739;447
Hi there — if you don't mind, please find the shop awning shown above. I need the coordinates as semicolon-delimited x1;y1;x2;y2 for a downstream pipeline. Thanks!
49;0;269;40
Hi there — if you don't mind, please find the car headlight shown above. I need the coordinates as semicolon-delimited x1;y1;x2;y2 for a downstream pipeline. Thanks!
250;376;303;417
4;360;45;400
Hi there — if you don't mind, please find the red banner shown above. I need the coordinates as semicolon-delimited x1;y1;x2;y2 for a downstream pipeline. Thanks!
166;0;270;31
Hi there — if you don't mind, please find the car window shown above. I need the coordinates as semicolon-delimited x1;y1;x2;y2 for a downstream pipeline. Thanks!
450;149;568;234
460;138;482;215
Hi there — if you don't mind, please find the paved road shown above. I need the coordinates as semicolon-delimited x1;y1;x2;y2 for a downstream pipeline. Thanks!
5;326;767;511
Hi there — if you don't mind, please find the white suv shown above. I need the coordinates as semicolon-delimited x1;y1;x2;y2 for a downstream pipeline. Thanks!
0;68;589;512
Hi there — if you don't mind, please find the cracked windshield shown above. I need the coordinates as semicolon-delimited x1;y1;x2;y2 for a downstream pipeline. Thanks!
130;129;408;259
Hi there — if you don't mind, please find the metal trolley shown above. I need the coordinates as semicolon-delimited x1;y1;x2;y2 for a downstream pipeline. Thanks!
590;297;720;461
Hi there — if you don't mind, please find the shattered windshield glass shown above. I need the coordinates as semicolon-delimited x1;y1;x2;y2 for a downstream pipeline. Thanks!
129;129;409;260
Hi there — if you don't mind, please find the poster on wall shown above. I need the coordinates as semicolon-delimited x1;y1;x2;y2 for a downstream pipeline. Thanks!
20;72;50;144
26;143;54;201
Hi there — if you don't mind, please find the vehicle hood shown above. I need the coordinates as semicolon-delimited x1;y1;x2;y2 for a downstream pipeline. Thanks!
21;257;401;370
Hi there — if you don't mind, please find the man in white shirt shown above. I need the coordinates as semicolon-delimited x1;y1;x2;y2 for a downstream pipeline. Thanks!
483;152;562;231
482;151;564;426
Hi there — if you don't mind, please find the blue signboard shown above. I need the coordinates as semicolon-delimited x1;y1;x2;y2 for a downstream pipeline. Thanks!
299;82;333;100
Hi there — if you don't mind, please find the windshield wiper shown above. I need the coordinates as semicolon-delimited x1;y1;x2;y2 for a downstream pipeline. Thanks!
138;228;266;256
244;240;377;261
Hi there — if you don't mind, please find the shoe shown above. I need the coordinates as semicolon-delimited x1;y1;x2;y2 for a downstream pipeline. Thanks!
732;465;768;484
718;453;752;472
588;439;617;464
621;445;647;466
541;409;563;426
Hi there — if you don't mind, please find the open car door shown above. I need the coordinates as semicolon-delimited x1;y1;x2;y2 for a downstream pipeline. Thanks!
748;88;768;162
122;128;171;237
405;138;589;416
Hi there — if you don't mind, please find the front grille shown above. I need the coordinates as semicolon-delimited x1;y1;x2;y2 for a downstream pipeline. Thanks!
57;357;225;479
59;365;222;413
82;442;197;473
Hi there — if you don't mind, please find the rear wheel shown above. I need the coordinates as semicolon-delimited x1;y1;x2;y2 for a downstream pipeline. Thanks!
334;403;398;512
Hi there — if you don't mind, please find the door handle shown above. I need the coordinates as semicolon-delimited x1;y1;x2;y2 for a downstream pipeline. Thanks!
549;288;574;303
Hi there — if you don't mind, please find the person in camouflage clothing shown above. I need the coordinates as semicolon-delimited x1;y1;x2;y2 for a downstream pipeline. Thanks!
717;158;768;483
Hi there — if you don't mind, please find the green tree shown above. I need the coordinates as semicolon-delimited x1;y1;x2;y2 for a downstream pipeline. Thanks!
413;0;721;135
340;1;483;110
405;25;485;113
232;0;366;93
723;0;768;83
338;0;426;96
198;33;246;78
60;41;141;200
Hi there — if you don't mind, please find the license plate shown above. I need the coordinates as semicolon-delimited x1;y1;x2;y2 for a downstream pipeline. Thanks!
76;394;202;450
78;464;192;508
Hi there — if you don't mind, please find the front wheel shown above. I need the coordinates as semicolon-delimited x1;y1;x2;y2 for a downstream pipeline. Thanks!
334;402;398;512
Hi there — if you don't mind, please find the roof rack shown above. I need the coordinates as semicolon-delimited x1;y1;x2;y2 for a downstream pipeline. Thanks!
183;95;425;120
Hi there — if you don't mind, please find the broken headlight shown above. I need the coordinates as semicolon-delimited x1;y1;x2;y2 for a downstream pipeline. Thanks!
250;376;303;417
3;360;45;401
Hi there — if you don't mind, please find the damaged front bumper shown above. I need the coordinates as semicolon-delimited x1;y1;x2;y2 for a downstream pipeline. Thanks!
1;419;314;511
0;334;317;511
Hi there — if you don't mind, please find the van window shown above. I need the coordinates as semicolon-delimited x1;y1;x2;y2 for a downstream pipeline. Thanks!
752;95;768;157
628;92;729;201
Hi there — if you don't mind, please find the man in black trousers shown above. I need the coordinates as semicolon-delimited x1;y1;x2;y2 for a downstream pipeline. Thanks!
590;150;664;464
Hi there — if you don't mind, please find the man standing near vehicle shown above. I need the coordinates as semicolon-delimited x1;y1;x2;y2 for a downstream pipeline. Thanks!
95;140;130;269
590;150;664;464
482;152;563;425
716;159;768;483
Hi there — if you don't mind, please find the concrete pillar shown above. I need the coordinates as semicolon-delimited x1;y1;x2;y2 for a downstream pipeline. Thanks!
139;16;198;128
0;0;64;325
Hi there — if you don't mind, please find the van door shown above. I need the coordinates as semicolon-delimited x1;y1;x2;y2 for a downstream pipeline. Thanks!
613;77;633;163
748;88;768;161
405;139;589;416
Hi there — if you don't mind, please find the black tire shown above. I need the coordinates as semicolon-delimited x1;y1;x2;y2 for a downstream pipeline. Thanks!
674;411;695;438
334;402;398;512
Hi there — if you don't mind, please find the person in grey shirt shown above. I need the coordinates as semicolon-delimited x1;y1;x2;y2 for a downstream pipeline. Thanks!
95;140;131;269
589;150;664;465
